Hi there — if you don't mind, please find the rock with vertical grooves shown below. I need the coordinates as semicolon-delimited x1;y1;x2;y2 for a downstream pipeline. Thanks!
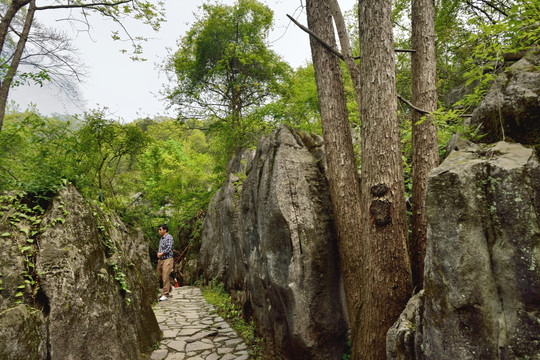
199;125;348;359
387;141;540;359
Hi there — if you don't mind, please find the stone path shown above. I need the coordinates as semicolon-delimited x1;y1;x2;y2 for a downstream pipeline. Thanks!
149;286;250;360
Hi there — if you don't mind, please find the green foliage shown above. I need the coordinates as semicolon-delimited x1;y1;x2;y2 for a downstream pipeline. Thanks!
165;0;291;162
131;118;217;249
393;0;538;211
391;0;538;111
0;190;56;304
0;111;76;193
342;339;352;360
456;1;540;111
271;64;322;134
201;279;266;358
0;108;215;259
139;120;215;201
73;108;150;198
1;66;50;88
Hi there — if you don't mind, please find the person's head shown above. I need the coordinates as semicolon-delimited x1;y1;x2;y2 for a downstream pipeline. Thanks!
158;224;168;237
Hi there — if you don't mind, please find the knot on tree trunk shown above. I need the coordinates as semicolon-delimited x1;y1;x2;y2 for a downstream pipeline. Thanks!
370;199;392;227
370;183;389;197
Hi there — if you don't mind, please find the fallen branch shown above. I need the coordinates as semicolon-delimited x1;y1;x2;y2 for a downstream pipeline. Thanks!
174;244;190;266
397;95;473;118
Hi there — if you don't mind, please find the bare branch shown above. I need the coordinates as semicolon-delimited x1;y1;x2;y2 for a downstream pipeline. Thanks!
397;94;430;114
479;0;508;16
287;14;344;60
289;13;425;115
465;0;496;24
0;0;31;53
35;0;131;11
288;14;415;61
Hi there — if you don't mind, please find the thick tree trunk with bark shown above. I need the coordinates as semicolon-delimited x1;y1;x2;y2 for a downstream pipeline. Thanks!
0;0;31;51
0;0;35;133
411;0;439;291
358;0;413;358
305;0;364;354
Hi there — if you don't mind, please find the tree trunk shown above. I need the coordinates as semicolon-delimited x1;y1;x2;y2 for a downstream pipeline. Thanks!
0;0;31;51
358;0;413;358
327;0;361;105
411;0;439;291
305;0;364;355
0;0;36;132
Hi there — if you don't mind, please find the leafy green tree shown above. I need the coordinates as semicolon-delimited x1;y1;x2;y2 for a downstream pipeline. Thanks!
73;108;150;199
266;64;321;134
139;119;216;205
165;0;291;155
0;110;76;193
133;118;216;248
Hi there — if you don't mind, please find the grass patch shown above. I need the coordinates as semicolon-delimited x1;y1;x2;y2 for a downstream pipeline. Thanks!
200;278;266;359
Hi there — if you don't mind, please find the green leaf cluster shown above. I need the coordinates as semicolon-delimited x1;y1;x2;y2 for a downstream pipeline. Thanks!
165;0;292;159
0;111;76;193
0;108;219;252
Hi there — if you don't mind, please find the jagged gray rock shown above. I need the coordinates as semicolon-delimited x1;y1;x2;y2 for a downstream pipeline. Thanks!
470;48;540;153
199;125;348;359
386;291;425;360
0;305;47;360
0;185;160;359
387;141;540;360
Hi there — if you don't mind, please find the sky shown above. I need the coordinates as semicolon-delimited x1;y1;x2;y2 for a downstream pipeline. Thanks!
8;0;357;122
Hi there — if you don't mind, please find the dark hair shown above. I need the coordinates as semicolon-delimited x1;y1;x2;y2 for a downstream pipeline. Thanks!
158;224;168;232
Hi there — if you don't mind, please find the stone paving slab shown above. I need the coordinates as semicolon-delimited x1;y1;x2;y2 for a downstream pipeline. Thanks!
149;286;251;360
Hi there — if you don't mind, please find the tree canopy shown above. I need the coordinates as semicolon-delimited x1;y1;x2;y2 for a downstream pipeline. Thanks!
164;0;291;154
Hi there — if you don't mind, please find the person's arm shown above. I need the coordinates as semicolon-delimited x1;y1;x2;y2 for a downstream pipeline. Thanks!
157;237;165;258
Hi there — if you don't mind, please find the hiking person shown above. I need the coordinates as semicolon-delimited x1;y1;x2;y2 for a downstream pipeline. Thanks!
157;224;174;301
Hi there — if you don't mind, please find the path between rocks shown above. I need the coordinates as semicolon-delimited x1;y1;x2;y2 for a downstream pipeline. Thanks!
149;286;250;360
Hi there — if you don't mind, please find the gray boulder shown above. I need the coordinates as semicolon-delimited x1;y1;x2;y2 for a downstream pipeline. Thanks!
387;141;540;359
0;305;47;360
470;48;540;152
386;291;425;360
0;185;160;359
199;125;348;359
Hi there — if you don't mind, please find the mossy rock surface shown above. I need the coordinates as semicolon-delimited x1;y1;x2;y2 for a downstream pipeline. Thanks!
470;48;540;155
0;185;160;360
